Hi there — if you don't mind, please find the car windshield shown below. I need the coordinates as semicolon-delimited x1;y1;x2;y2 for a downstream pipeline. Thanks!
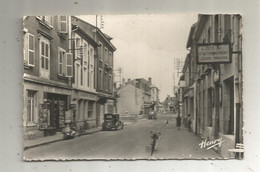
105;114;113;119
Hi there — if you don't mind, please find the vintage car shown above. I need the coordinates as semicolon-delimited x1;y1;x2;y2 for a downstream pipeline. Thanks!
148;111;157;120
102;113;124;131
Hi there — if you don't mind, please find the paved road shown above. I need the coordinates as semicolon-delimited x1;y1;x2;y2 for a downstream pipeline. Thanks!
24;113;174;160
24;112;221;160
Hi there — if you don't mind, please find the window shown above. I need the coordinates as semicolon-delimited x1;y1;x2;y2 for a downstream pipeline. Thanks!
88;101;94;118
66;53;73;77
75;34;82;59
108;52;113;66
84;101;88;119
82;41;88;87
39;36;50;78
109;74;112;91
207;28;211;43
24;32;35;66
59;15;67;33
98;42;103;60
58;48;66;75
104;72;107;90
37;16;53;28
27;90;37;123
224;15;231;35
89;47;94;89
214;15;219;43
98;69;103;90
104;48;108;64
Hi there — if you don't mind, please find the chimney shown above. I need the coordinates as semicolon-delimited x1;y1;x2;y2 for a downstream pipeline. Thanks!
148;77;152;84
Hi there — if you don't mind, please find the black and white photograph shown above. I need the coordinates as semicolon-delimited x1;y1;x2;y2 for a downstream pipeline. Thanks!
22;14;244;160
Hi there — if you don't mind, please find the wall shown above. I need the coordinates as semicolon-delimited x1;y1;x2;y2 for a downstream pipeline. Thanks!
117;84;143;118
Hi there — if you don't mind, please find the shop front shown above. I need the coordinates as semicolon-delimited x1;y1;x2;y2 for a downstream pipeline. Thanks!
23;81;72;139
40;86;72;134
72;90;98;129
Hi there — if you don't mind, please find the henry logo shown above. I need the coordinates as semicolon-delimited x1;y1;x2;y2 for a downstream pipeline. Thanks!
199;137;225;150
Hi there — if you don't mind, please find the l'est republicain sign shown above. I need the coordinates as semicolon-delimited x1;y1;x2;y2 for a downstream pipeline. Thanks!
197;43;231;64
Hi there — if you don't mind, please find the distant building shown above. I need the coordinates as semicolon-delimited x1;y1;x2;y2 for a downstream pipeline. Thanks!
163;95;177;112
117;78;157;120
150;82;160;112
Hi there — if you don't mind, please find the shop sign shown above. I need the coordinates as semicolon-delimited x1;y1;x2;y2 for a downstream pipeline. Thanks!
44;86;71;95
79;92;98;101
197;43;231;64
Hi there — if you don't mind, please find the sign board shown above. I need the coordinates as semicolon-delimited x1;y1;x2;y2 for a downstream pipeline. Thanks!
44;86;71;95
197;43;231;64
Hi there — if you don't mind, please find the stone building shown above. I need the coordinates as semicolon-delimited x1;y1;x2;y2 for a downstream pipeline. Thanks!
70;16;116;128
150;83;160;112
179;14;243;158
70;18;99;129
23;15;117;140
23;16;73;139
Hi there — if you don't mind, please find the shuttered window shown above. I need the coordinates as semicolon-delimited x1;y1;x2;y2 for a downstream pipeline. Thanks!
66;53;73;77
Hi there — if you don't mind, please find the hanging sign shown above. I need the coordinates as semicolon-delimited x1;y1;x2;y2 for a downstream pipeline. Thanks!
197;43;231;64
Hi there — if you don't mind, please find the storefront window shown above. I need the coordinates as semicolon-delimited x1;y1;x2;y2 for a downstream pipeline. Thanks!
88;101;94;118
27;90;37;123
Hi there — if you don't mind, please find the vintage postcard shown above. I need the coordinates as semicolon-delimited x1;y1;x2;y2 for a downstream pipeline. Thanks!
23;14;243;160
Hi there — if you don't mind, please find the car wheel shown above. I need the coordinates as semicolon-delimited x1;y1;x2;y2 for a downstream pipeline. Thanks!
105;122;112;130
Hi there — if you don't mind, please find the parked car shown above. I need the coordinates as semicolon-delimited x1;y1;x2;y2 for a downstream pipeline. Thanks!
102;113;124;131
148;111;157;120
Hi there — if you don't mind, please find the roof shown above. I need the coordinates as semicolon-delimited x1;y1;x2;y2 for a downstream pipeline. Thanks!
71;16;116;51
151;84;159;90
71;24;99;47
194;15;209;41
186;22;198;48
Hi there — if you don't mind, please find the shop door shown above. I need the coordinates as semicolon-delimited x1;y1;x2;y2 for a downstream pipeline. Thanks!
50;99;59;128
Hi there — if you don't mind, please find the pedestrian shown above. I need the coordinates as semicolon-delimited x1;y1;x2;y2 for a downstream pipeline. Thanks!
187;114;191;131
176;115;181;130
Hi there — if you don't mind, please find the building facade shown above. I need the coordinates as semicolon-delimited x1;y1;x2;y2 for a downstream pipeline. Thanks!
150;84;160;112
179;14;243;158
23;15;117;140
69;16;116;128
23;16;73;139
70;19;99;129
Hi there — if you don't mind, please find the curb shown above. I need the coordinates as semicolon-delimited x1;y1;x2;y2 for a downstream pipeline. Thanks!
24;128;102;150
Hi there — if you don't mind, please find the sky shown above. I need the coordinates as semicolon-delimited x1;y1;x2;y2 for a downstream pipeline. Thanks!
78;14;198;101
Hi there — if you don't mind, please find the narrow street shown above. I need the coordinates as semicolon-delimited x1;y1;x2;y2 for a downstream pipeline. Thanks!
24;112;221;160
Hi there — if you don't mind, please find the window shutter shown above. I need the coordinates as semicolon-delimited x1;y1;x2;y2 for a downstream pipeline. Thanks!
66;53;73;77
28;34;35;66
23;33;29;65
59;15;67;33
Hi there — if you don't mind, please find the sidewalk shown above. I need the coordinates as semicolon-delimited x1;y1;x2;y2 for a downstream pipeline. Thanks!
153;120;223;159
24;127;102;150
